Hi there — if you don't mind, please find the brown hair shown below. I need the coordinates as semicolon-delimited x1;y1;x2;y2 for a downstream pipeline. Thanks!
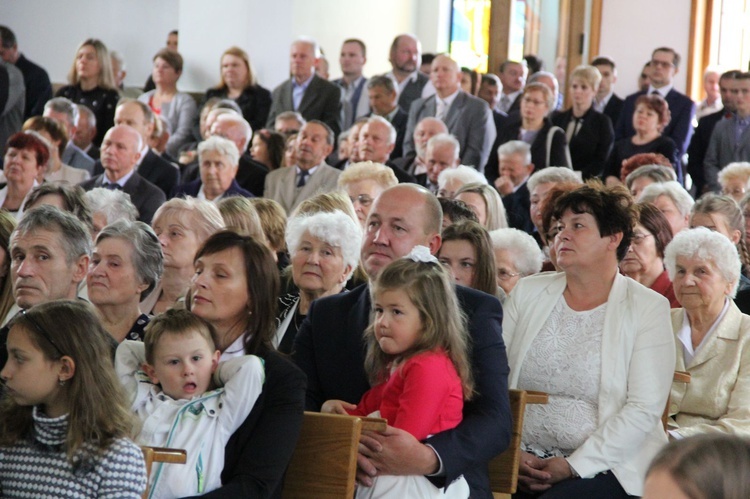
0;211;16;323
636;202;673;258
22;116;68;158
365;258;474;399
153;48;183;73
634;94;671;132
248;198;287;253
440;221;497;295
0;300;136;462
144;308;216;365
192;231;279;355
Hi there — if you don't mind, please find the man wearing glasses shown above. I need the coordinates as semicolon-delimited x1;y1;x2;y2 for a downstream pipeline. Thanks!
615;47;696;185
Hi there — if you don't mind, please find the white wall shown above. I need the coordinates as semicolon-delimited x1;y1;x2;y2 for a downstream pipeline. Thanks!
598;0;691;96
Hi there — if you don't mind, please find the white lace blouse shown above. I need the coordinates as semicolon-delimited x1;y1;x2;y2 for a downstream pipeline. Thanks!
518;295;606;457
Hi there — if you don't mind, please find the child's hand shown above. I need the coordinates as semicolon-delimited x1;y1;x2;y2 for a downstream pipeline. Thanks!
321;399;356;415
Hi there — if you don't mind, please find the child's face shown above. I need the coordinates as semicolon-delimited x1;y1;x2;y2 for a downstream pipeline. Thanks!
373;289;422;356
145;331;220;400
1;326;67;417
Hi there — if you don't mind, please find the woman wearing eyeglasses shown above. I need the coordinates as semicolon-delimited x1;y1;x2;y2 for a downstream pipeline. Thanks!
488;227;544;300
619;203;679;307
337;161;398;228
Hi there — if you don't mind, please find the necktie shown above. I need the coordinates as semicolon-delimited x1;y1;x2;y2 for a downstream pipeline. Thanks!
104;183;122;190
436;99;448;121
500;95;510;113
297;170;309;188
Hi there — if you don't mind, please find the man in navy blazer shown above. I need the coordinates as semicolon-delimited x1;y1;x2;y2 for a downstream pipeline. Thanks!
592;56;624;127
403;54;496;171
615;48;696;182
293;184;511;498
266;38;343;138
79;125;165;224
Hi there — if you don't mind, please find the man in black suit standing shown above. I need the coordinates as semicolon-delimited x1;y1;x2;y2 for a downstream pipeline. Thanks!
99;99;180;197
0;26;52;120
385;34;434;112
497;60;526;114
615;47;696;183
494;141;535;234
367;75;407;159
591;56;624;127
80;125;165;224
266;38;343;137
293;184;511;498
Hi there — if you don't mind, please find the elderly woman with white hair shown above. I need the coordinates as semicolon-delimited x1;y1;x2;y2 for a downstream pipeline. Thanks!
275;210;362;354
454;182;508;231
664;227;750;439
145;197;225;314
489;228;544;299
625;164;677;200
88;219;163;342
639;181;695;236
437;164;487;199
337;161;398;227
172;135;253;201
85;187;139;240
719;162;750;203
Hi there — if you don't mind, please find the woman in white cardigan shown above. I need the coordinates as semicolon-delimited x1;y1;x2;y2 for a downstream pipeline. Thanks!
503;183;675;498
138;49;197;158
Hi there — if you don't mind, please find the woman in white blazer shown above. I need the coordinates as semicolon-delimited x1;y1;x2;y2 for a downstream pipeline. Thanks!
503;183;674;498
663;227;750;438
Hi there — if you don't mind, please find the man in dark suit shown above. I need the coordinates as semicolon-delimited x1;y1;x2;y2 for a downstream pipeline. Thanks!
172;135;253;200
615;47;696;183
266;38;343;137
80;125;165;224
403;54;496;171
366;75;407;160
92;100;179;197
497;60;527;114
0;26;52;120
293;184;511;498
43;97;95;174
591;56;624;127
73;104;100;160
687;69;740;195
385;34;434;112
417;133;460;193
494;141;535;233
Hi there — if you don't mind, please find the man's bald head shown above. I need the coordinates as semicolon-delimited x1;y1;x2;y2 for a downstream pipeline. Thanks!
211;114;252;152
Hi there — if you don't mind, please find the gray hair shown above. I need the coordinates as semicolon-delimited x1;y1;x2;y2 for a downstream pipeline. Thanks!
215;113;252;150
77;103;97;129
285;210;362;281
489;228;544;276
625;164;677;190
152;197;225;243
527;166;582;193
719;162;750;187
426;133;460;161
85;188;138;226
275;111;306;128
337;161;398;189
44;97;79;128
438;165;487;190
366;115;396;145
293;37;321;58
497;140;532;165
14;205;91;264
664;227;740;298
640;181;695;218
110;50;126;71
367;75;396;94
198;135;240;167
96;220;163;299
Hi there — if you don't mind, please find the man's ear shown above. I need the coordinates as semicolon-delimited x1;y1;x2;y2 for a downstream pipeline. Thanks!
72;255;89;286
142;362;159;385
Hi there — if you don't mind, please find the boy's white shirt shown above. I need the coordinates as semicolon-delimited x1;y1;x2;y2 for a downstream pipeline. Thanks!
115;340;265;499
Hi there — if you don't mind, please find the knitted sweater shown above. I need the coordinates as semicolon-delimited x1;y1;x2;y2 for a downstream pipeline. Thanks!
0;407;146;498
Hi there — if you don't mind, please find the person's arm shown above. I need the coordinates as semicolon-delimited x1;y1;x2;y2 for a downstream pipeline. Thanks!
114;340;148;406
187;352;306;498
566;294;674;478
668;99;697;157
603;141;622;185
590;114;615;179
166;94;198;158
320;85;343;138
265;87;282;130
548;127;571;168
97;439;148;499
401;103;419;158
215;355;266;435
703;126;723;193
460;101;495;171
292;304;325;411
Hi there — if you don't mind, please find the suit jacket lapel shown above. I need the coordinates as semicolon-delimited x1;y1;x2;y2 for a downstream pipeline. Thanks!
687;303;741;369
283;167;298;210
298;76;320;114
444;92;466;130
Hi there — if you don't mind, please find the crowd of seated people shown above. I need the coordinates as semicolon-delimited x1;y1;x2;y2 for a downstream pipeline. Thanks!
3;21;750;498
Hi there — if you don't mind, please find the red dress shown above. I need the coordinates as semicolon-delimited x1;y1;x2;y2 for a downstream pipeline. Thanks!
651;269;680;308
347;350;464;440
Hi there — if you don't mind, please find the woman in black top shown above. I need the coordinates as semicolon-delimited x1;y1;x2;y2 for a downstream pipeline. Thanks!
56;39;120;147
604;94;677;185
202;46;272;133
551;65;614;180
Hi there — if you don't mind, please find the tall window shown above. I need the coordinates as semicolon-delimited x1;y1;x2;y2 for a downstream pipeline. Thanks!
450;0;492;72
709;0;750;70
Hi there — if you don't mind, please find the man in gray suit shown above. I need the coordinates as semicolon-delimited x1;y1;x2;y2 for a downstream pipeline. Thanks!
266;38;343;138
43;98;95;174
264;120;341;213
402;54;495;172
704;72;750;189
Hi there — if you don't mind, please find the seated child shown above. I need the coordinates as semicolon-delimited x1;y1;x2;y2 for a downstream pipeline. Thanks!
0;300;146;498
116;308;265;498
323;247;474;498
